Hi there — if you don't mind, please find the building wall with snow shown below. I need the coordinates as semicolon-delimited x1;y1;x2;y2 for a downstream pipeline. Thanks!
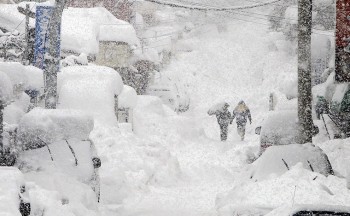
96;41;131;68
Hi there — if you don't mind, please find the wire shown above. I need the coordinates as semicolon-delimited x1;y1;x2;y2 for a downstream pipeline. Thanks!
143;0;283;11
13;3;37;32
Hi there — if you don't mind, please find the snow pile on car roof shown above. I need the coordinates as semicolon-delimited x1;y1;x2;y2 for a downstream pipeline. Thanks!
250;144;333;181
58;65;123;126
216;163;350;216
17;108;94;149
0;167;24;216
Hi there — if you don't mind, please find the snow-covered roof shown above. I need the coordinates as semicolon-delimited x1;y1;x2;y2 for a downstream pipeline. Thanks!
0;4;35;33
99;24;140;47
61;7;140;55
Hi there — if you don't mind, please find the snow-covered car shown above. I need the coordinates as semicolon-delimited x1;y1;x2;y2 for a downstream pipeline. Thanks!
249;144;333;181
0;167;30;216
147;84;190;113
314;76;350;137
289;205;350;216
15;108;101;201
255;110;319;154
216;145;337;216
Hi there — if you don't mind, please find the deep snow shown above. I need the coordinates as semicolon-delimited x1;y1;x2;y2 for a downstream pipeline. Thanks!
2;4;350;216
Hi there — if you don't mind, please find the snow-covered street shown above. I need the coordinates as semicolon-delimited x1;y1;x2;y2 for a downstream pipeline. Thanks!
1;1;350;216
97;18;296;215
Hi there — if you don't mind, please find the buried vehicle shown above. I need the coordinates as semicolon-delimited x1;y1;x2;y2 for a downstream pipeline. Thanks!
315;79;350;138
15;108;101;201
216;144;337;216
255;110;319;155
147;84;190;113
249;144;334;181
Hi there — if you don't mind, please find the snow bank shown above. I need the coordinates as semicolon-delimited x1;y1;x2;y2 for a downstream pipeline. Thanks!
58;65;123;126
62;7;139;55
0;62;28;88
250;144;333;181
17;108;94;149
0;62;44;92
318;138;350;178
0;71;13;103
23;65;44;91
216;164;350;216
0;167;24;216
24;171;98;216
260;110;299;145
19;139;96;191
3;92;30;124
119;85;137;109
91;95;181;207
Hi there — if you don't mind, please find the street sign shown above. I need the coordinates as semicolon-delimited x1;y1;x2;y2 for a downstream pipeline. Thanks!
33;6;61;70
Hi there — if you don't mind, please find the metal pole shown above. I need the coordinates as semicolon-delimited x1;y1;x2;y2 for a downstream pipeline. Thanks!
0;102;3;156
23;4;30;65
44;0;66;109
297;0;313;143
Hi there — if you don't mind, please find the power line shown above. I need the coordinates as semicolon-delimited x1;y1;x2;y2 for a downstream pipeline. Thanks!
143;0;283;11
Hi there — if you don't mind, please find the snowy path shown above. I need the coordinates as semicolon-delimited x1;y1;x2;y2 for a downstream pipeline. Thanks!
100;16;295;216
121;18;279;215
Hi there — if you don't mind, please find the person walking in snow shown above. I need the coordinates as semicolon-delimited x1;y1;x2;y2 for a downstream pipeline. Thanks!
214;103;232;141
232;100;252;141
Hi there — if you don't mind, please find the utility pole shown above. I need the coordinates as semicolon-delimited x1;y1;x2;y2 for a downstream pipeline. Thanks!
44;0;66;109
297;0;313;143
0;101;3;156
23;4;30;65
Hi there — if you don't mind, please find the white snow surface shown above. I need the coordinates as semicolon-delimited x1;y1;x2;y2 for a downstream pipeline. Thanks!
0;62;44;91
216;164;350;216
0;71;13;103
249;144;332;181
58;65;123;126
0;167;24;216
119;85;138;109
1;8;347;216
99;24;140;47
61;7;139;55
17;108;94;147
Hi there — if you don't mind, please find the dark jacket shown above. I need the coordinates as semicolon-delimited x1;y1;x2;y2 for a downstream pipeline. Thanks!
216;110;232;126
